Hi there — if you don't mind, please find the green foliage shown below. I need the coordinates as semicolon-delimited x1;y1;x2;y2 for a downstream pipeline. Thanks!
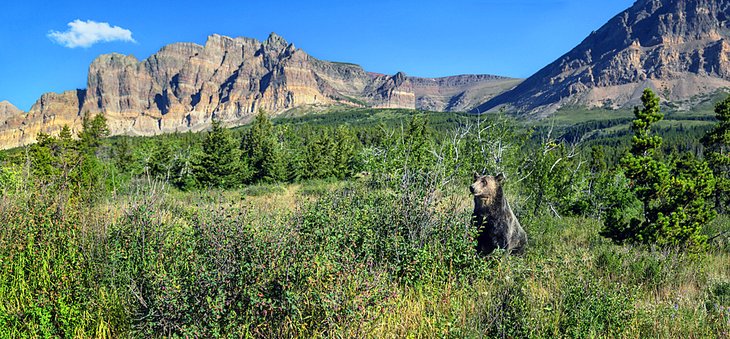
197;120;246;188
147;138;174;181
112;136;134;173
0;192;127;338
304;128;337;180
519;131;587;217
702;94;730;214
25;115;111;204
584;146;639;220
0;164;22;191
28;133;61;180
79;112;110;154
365;115;439;187
602;89;716;250
1;101;729;337
241;111;286;183
333;125;360;179
629;90;664;157
240;183;286;197
558;275;636;337
403;115;433;171
706;280;730;331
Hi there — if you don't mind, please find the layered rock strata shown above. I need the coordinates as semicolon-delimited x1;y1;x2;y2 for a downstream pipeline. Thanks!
0;33;516;149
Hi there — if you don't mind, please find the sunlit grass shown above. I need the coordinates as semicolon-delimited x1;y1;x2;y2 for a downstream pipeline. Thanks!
1;180;728;337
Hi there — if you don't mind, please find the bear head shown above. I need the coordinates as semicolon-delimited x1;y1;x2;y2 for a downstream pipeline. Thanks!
470;173;506;205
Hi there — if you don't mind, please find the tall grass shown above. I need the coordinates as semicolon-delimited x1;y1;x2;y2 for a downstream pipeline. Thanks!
0;177;728;337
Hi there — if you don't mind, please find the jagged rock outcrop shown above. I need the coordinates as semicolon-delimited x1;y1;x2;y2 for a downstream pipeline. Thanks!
0;33;516;149
477;0;730;116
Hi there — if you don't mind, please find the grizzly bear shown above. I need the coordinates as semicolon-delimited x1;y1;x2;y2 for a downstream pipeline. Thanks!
470;173;527;255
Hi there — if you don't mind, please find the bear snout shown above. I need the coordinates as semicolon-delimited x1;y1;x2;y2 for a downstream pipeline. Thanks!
469;184;476;194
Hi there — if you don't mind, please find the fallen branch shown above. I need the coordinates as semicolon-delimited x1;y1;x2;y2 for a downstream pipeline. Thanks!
708;230;730;242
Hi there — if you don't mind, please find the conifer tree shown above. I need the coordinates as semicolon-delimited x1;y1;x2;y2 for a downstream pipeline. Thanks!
306;129;336;179
284;126;307;182
602;89;715;250
78;113;109;154
241;111;286;183
197;120;245;188
149;138;174;181
169;135;202;190
75;114;110;201
333;125;358;179
404;115;432;170
262;127;287;183
701;94;730;214
113;136;134;173
29;133;60;179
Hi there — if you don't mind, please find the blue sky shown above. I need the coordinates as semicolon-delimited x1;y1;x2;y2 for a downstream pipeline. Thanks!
0;0;634;111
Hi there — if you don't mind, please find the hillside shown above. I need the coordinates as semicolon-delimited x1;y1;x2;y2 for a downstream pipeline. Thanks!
476;0;730;116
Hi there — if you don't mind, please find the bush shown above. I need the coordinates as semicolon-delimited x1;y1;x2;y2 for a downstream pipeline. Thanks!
241;183;286;197
705;280;730;333
0;192;126;337
559;275;636;337
0;164;21;192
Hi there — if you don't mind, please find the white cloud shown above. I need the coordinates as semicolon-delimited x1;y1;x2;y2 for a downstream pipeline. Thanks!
48;20;135;48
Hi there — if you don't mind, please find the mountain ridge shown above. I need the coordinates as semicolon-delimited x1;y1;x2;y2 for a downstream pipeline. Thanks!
475;0;730;116
0;33;517;149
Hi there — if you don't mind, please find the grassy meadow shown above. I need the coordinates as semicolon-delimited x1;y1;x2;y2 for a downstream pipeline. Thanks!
0;101;729;337
1;178;728;337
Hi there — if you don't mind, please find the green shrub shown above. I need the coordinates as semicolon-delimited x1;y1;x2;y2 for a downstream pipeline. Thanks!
0;164;21;192
559;276;636;337
241;183;286;197
0;192;125;338
706;280;730;333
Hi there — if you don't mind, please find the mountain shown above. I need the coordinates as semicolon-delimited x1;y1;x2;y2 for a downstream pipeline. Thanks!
0;101;21;120
411;75;521;112
0;33;517;149
476;0;730;116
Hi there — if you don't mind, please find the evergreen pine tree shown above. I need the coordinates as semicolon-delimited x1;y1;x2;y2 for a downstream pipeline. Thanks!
333;125;359;179
149;138;174;181
602;89;716;250
262;126;288;183
284;126;307;182
113;136;134;173
170;140;201;191
78;112;109;154
29;133;60;180
306;129;336;179
701;94;730;214
197;120;245;188
404;115;432;170
241;111;286;183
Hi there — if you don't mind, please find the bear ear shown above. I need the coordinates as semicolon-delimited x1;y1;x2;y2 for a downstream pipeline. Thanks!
496;172;506;184
473;171;480;181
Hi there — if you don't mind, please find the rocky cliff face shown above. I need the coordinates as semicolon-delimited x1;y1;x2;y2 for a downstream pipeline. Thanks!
477;0;730;116
0;33;516;149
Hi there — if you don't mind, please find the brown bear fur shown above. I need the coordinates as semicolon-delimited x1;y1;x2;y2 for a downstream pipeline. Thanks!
470;173;527;255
